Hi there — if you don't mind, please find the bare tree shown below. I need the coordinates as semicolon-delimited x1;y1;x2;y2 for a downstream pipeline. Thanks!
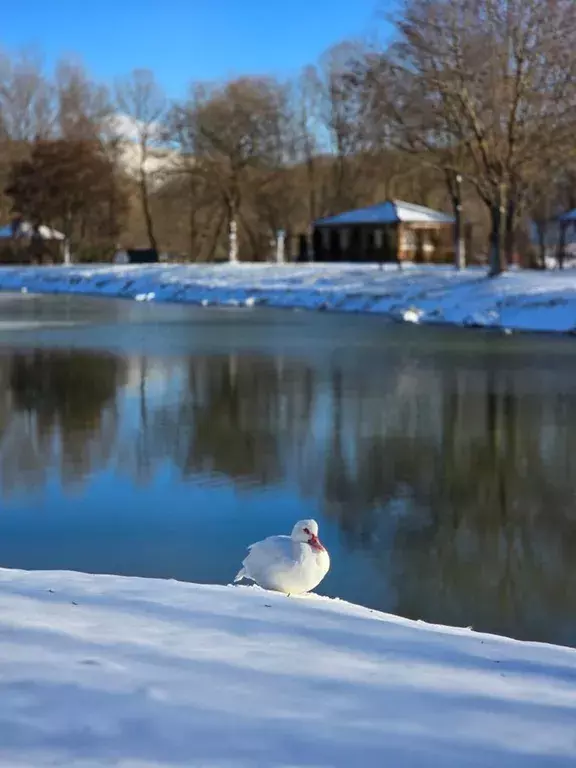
6;137;128;261
0;48;53;141
317;42;371;213
116;69;166;253
526;164;576;269
358;51;469;268
0;49;54;223
386;0;576;275
293;67;322;224
56;58;111;140
172;77;292;262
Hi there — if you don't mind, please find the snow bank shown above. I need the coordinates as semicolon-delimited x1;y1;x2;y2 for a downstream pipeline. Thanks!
0;568;575;767
1;263;576;334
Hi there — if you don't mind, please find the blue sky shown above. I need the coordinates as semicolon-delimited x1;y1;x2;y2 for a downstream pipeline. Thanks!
2;0;390;96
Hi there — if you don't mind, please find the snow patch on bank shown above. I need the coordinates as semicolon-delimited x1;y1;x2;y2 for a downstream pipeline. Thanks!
1;263;576;333
0;568;575;767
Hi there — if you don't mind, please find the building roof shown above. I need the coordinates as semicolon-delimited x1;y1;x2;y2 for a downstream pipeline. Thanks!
0;222;65;240
314;200;455;227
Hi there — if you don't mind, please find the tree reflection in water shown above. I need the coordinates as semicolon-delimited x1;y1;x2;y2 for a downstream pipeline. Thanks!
0;341;576;644
173;351;576;644
314;359;576;645
0;350;125;492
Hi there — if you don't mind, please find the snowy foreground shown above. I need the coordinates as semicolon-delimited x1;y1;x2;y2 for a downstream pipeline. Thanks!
0;570;575;767
2;262;576;333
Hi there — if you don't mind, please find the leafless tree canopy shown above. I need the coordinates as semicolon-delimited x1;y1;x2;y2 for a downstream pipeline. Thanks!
361;0;576;272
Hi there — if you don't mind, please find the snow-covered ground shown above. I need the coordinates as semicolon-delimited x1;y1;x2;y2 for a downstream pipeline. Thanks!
0;568;575;767
2;263;576;333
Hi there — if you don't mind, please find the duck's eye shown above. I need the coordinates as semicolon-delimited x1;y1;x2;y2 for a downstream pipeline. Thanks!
303;527;310;535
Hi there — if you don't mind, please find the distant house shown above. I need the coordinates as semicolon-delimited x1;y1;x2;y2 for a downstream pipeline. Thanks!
529;209;576;264
0;221;65;242
0;220;69;264
312;200;455;264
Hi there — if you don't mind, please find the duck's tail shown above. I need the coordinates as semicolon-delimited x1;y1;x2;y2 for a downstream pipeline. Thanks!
234;567;247;583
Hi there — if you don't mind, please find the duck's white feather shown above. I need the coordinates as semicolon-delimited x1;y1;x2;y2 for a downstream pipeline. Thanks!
234;533;330;595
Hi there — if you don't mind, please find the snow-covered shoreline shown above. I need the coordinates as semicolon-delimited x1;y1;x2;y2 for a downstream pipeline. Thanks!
0;568;575;767
1;263;576;334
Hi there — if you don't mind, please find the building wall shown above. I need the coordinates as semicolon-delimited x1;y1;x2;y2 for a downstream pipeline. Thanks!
397;222;455;263
313;223;398;263
313;222;454;264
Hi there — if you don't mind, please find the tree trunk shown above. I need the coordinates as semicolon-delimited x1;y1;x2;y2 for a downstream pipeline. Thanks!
139;173;158;254
504;197;515;267
504;180;524;268
224;184;241;264
228;200;238;264
305;142;317;223
535;221;547;269
63;209;73;265
189;207;196;263
188;175;197;262
452;195;465;270
206;210;225;262
228;218;238;263
556;221;567;269
139;139;158;254
276;230;285;264
333;149;348;211
445;170;465;270
488;196;506;277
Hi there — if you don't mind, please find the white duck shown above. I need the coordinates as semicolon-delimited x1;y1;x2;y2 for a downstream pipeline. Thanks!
234;519;330;595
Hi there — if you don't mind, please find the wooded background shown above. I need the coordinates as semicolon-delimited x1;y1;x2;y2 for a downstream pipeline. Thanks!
1;0;576;272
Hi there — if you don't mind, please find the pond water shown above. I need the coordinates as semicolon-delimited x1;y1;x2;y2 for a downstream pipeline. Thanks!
0;292;575;647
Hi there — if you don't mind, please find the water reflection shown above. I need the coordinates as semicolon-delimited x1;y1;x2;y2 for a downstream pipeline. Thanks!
0;350;125;492
0;339;576;646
